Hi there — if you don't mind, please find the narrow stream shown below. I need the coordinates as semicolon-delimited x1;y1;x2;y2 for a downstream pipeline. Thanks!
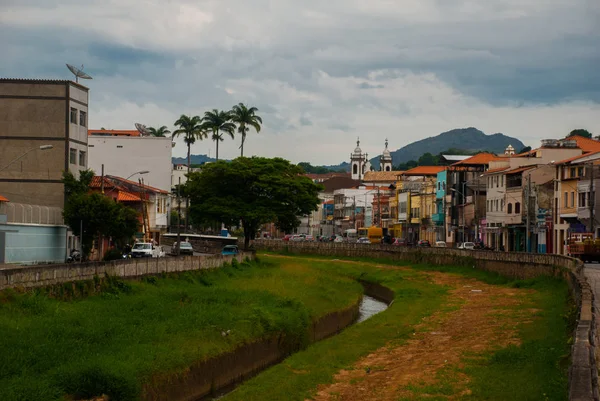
357;295;389;323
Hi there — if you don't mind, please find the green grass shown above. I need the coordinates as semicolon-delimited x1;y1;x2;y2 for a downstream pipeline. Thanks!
221;253;572;401
221;255;448;401
0;258;363;401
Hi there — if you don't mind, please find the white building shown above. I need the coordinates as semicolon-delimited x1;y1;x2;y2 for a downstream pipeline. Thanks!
87;131;173;192
172;164;202;188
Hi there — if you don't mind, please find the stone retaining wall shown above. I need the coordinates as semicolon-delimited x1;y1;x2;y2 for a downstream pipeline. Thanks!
0;253;253;291
253;240;597;401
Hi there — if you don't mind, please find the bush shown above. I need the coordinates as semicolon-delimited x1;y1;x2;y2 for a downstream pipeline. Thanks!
103;248;124;261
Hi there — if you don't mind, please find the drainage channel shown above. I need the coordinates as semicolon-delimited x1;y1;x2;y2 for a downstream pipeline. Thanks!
210;294;389;400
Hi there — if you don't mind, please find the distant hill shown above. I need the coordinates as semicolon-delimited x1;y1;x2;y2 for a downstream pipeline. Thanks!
172;154;216;165
384;127;525;166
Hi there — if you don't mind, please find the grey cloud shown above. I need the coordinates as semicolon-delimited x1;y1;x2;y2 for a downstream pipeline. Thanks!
358;82;384;89
299;115;313;126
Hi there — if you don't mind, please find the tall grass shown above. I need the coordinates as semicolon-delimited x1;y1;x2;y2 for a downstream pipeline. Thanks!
0;259;362;401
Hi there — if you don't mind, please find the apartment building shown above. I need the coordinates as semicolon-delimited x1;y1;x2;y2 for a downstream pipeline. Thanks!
0;79;89;208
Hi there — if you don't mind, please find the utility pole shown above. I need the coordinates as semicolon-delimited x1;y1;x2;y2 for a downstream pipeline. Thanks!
590;163;595;237
377;186;381;227
176;177;181;256
353;196;356;229
101;164;104;194
526;173;531;253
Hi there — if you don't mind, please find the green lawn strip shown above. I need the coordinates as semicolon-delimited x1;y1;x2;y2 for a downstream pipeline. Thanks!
220;257;449;401
457;277;572;401
0;258;362;401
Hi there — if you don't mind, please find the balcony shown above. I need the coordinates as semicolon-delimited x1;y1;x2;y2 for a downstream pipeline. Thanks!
432;213;445;225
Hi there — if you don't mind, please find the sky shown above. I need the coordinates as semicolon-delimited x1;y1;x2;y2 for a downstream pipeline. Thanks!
2;0;599;165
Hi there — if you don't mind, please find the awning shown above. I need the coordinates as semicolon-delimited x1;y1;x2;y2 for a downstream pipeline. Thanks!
0;195;9;202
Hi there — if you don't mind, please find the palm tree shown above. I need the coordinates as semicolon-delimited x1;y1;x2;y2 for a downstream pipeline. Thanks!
147;125;171;137
172;115;205;171
202;109;236;161
230;103;262;157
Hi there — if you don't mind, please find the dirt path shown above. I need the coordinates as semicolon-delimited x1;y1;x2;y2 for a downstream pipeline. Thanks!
306;268;535;401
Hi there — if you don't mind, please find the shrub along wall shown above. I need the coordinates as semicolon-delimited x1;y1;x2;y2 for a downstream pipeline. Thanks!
253;240;598;401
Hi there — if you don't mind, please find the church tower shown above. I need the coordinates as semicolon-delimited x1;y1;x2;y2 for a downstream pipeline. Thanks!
350;138;365;180
380;139;393;172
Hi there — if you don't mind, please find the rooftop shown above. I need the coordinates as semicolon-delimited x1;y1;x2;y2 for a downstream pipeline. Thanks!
0;78;89;91
565;136;600;153
363;171;402;182
0;195;9;202
504;166;536;175
400;166;446;176
554;151;600;165
88;129;141;137
440;155;471;161
451;152;504;166
483;166;510;175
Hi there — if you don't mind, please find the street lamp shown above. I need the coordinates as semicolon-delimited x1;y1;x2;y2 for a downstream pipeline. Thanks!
0;145;54;172
104;170;150;196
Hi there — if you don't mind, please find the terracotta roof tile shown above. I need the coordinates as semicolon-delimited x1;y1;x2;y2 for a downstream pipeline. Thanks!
0;195;9;202
451;152;504;166
106;175;169;194
554;151;599;165
117;191;142;202
566;136;600;153
401;166;446;176
90;176;121;189
363;171;402;182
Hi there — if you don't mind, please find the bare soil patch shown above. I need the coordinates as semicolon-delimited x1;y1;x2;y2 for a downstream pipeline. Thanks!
309;270;535;401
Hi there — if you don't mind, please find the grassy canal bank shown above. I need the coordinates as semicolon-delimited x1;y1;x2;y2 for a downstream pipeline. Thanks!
0;254;572;401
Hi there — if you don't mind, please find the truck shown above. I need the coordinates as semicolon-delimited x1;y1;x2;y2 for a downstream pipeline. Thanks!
567;233;600;262
367;226;383;244
131;242;165;258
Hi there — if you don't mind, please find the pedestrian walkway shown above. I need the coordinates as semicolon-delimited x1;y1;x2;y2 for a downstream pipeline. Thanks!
584;264;600;361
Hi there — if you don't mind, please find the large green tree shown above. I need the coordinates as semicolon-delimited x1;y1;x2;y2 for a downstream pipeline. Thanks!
147;125;171;137
230;103;262;157
173;115;206;171
568;129;593;139
186;157;322;249
202;109;236;161
62;171;139;257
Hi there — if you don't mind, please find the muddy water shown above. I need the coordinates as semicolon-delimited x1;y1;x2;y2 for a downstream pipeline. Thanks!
357;295;388;323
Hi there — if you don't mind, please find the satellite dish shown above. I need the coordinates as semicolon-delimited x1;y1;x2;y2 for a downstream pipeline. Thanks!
66;64;93;83
135;123;151;136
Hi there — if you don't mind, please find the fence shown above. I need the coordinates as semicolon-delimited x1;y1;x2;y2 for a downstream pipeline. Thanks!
253;240;597;401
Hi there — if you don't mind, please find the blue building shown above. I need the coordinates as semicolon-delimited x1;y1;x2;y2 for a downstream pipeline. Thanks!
433;170;447;240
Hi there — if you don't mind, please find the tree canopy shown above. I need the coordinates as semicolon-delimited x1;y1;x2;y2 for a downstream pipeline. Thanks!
297;162;344;174
568;129;593;139
62;171;139;257
186;157;322;249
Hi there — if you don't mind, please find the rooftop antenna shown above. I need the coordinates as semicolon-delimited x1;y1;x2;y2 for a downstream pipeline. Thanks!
135;123;151;137
66;64;93;83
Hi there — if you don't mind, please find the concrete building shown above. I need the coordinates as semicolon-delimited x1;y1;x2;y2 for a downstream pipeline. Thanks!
87;130;173;192
172;164;201;188
0;79;90;208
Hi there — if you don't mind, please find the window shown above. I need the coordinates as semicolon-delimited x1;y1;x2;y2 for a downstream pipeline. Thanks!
515;202;521;214
500;175;504;187
495;199;499;211
88;144;94;147
487;200;490;212
578;167;584;177
570;167;576;178
579;192;587;208
501;199;505;211
78;150;86;166
508;203;513;214
438;182;441;190
442;182;446;190
353;164;358;175
69;148;77;164
571;191;575;207
564;192;568;207
79;111;87;127
70;108;77;124
117;145;123;149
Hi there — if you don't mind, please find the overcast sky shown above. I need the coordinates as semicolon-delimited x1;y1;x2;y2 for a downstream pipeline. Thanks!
3;0;599;165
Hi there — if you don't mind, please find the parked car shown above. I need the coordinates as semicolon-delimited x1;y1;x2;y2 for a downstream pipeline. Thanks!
221;245;239;256
357;237;370;244
333;235;344;243
131;242;156;258
417;240;431;247
171;241;194;255
457;242;476;250
282;234;293;242
305;235;314;242
291;234;305;242
434;241;447;248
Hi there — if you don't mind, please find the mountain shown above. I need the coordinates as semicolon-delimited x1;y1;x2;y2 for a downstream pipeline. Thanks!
375;127;525;167
172;154;217;165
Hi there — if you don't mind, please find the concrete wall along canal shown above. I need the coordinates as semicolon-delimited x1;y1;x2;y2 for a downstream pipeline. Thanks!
253;240;598;401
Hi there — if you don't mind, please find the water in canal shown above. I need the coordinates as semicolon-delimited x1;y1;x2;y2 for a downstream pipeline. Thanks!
357;295;388;323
